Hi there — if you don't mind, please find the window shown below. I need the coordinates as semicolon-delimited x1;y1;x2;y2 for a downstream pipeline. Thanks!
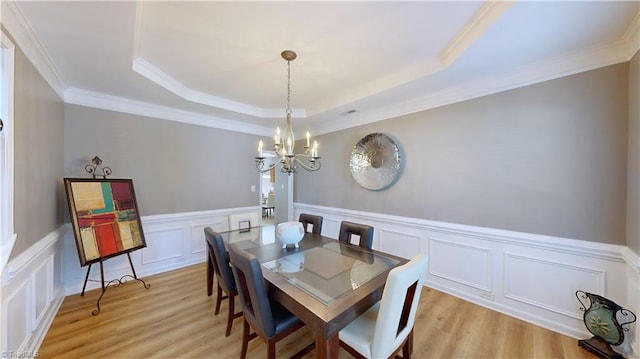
1;30;16;272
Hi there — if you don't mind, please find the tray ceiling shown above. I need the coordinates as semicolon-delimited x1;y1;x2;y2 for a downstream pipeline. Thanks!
3;1;639;136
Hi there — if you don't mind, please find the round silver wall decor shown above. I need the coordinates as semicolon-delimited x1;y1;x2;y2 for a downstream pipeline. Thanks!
349;133;401;190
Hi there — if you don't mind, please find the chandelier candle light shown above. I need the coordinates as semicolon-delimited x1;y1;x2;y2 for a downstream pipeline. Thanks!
255;50;321;175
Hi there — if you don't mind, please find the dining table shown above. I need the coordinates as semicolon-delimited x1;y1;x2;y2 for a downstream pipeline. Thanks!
217;225;407;359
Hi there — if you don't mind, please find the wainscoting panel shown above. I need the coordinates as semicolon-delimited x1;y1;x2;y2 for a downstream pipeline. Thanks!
189;217;227;255
32;259;52;328
321;217;343;240
377;228;423;260
429;237;492;292
142;227;185;265
4;281;29;351
503;252;605;319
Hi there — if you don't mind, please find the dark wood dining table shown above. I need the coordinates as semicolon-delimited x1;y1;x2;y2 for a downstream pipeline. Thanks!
218;226;407;359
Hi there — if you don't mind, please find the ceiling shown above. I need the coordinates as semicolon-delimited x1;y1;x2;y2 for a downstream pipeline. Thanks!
3;1;639;137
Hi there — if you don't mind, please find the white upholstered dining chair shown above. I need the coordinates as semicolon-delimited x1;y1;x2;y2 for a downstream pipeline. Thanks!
339;254;428;359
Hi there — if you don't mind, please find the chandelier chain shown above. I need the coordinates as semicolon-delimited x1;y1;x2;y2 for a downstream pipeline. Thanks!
286;59;292;117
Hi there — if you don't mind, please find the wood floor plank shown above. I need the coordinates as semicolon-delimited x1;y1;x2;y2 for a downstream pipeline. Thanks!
38;263;598;359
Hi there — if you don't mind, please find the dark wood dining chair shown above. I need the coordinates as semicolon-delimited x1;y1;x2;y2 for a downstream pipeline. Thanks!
228;243;314;359
204;227;242;337
338;221;374;249
339;254;428;359
298;213;323;234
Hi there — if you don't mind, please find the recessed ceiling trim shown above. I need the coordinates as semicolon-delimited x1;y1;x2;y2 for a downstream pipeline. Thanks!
623;10;640;57
313;39;631;137
131;2;305;119
132;57;306;119
1;1;66;100
305;1;514;117
305;58;445;117
440;0;515;66
64;87;274;136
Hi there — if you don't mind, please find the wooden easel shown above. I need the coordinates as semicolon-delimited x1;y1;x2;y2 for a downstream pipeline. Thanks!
81;251;150;315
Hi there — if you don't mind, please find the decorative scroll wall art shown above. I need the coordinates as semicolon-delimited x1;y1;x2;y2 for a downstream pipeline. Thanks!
349;133;401;190
64;178;147;266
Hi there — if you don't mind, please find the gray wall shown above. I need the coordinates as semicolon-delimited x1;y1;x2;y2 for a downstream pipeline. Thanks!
296;63;629;245
6;20;635;259
628;50;640;254
10;35;65;260
64;105;262;216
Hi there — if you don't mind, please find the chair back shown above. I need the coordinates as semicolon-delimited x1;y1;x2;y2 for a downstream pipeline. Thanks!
298;213;323;234
228;243;277;338
338;221;374;249
229;212;260;231
371;254;427;358
204;227;236;293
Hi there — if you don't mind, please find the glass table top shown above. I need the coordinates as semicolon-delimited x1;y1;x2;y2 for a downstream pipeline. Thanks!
261;241;400;305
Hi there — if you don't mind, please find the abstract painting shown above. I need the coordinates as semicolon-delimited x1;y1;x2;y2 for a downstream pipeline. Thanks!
64;178;147;266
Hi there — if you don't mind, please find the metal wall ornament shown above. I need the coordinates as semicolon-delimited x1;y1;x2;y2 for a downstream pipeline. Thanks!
349;133;401;190
576;290;636;359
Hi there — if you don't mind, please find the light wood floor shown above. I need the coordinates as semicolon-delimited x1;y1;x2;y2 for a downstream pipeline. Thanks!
39;263;597;359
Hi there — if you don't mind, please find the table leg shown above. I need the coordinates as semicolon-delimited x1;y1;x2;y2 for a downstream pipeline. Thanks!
315;333;339;359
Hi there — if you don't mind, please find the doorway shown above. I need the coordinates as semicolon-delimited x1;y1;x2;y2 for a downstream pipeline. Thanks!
258;159;292;225
259;166;276;225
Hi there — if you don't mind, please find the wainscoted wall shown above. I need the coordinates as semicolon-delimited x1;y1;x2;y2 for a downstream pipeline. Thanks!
2;207;259;355
62;207;259;294
2;228;65;356
3;205;638;356
295;203;640;356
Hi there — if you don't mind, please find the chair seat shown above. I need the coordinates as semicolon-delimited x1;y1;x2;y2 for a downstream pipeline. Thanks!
271;300;302;335
338;302;380;358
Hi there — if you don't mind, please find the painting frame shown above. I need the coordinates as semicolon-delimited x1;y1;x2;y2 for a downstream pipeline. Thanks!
64;177;147;267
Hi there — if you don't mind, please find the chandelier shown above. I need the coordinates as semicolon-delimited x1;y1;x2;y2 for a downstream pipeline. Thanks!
255;50;321;175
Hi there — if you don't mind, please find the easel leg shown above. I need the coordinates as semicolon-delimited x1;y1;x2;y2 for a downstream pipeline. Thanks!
127;252;138;278
81;263;93;296
126;252;151;289
90;252;150;316
92;259;107;316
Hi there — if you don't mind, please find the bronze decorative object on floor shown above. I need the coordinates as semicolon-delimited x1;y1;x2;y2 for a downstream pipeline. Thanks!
576;290;636;359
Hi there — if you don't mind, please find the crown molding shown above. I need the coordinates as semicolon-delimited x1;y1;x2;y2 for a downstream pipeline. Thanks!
4;1;639;138
623;10;640;58
131;1;304;119
63;87;274;136
314;39;631;136
440;0;515;66
131;57;305;119
1;1;66;100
